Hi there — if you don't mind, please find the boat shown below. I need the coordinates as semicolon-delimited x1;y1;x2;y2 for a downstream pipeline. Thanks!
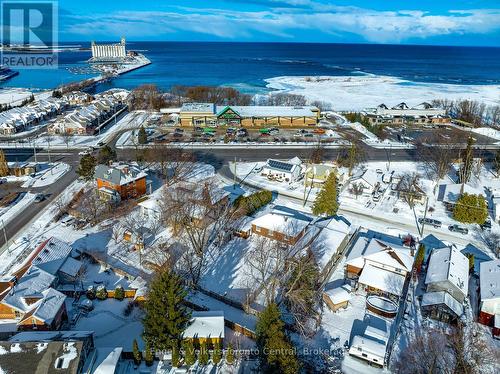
0;66;19;81
366;295;398;318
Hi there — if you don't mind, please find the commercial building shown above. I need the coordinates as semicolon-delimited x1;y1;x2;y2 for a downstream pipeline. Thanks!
179;103;320;127
91;38;126;61
363;102;449;126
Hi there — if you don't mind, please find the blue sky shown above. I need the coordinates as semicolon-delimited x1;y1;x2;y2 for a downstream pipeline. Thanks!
58;0;500;46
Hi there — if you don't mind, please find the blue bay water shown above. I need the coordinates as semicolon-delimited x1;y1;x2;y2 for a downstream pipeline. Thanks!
2;42;500;93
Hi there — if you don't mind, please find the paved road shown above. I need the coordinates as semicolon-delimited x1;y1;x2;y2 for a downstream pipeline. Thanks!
1;141;495;250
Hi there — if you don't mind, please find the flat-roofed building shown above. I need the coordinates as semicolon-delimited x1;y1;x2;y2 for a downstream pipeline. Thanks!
179;102;320;127
363;102;449;126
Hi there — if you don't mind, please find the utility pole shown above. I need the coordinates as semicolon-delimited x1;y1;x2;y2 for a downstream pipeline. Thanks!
420;195;429;238
233;157;237;187
1;219;8;250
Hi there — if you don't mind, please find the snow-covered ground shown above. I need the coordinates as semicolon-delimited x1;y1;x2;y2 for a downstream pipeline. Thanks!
20;162;70;188
471;127;500;141
0;192;36;226
0;88;33;105
266;75;500;111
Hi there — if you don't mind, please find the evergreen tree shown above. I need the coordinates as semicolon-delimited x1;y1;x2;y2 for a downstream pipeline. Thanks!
143;270;191;352
97;145;117;165
459;136;475;183
212;341;222;365
453;193;488;224
184;340;196;366
199;340;209;365
256;303;300;374
494;150;500;177
415;244;425;274
144;342;154;366
138;126;148;144
312;172;338;216
114;285;124;300
0;149;8;177
132;339;142;365
225;343;235;365
76;154;97;181
171;342;180;367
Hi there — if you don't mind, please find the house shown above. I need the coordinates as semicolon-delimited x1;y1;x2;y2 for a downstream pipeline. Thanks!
179;102;320;127
309;216;352;273
7;161;39;176
323;284;352;312
261;158;303;183
393;178;426;205
138;198;162;222
422;247;469;322
478;259;500;327
345;236;414;299
95;163;149;202
183;311;224;346
425;247;469;303
438;183;480;210
348;169;380;195
251;212;310;245
0;237;82;331
305;164;343;188
231;215;254;239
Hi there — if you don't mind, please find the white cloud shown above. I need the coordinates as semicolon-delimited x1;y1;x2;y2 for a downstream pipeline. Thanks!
62;5;500;43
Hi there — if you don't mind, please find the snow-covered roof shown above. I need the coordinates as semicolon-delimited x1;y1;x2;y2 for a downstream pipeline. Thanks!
324;285;351;305
425;247;469;298
350;168;379;187
31;237;74;276
480;259;500;301
358;263;406;297
439;183;480;204
1;266;56;313
346;237;413;271
183;311;225;339
264;159;301;174
310;216;351;270
31;289;66;324
95;163;148;186
93;347;123;374
59;257;83;278
422;291;463;317
216;105;318;118
252;212;309;237
349;335;387;358
181;102;215;113
9;331;94;342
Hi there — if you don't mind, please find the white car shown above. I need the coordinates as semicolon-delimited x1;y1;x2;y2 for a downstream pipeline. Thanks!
61;216;75;226
78;150;90;156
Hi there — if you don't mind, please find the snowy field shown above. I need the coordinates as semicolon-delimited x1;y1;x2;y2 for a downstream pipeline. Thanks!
266;75;500;110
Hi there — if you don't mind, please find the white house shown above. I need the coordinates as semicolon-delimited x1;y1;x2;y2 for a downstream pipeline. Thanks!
348;169;380;195
425;247;469;303
261;158;303;183
479;259;500;327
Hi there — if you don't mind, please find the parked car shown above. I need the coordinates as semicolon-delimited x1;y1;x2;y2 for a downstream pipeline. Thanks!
78;150;90;156
236;129;248;137
174;128;184;133
0;178;6;184
34;194;45;203
418;217;442;228
448;224;469;235
481;219;492;231
61;215;75;226
96;141;106;147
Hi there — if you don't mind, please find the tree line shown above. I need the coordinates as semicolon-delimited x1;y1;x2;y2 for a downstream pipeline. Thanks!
432;99;500;127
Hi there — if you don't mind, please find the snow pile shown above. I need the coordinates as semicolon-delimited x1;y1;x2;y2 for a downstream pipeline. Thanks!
471;127;500;141
265;75;500;111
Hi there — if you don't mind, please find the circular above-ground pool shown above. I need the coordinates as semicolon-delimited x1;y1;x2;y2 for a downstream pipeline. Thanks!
366;295;398;318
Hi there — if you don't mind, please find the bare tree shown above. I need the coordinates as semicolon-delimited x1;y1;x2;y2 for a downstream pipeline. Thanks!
397;172;424;209
416;133;461;188
79;190;102;225
161;178;239;284
338;138;366;176
478;231;500;258
244;236;293;306
61;131;73;149
349;182;364;199
282;254;321;337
